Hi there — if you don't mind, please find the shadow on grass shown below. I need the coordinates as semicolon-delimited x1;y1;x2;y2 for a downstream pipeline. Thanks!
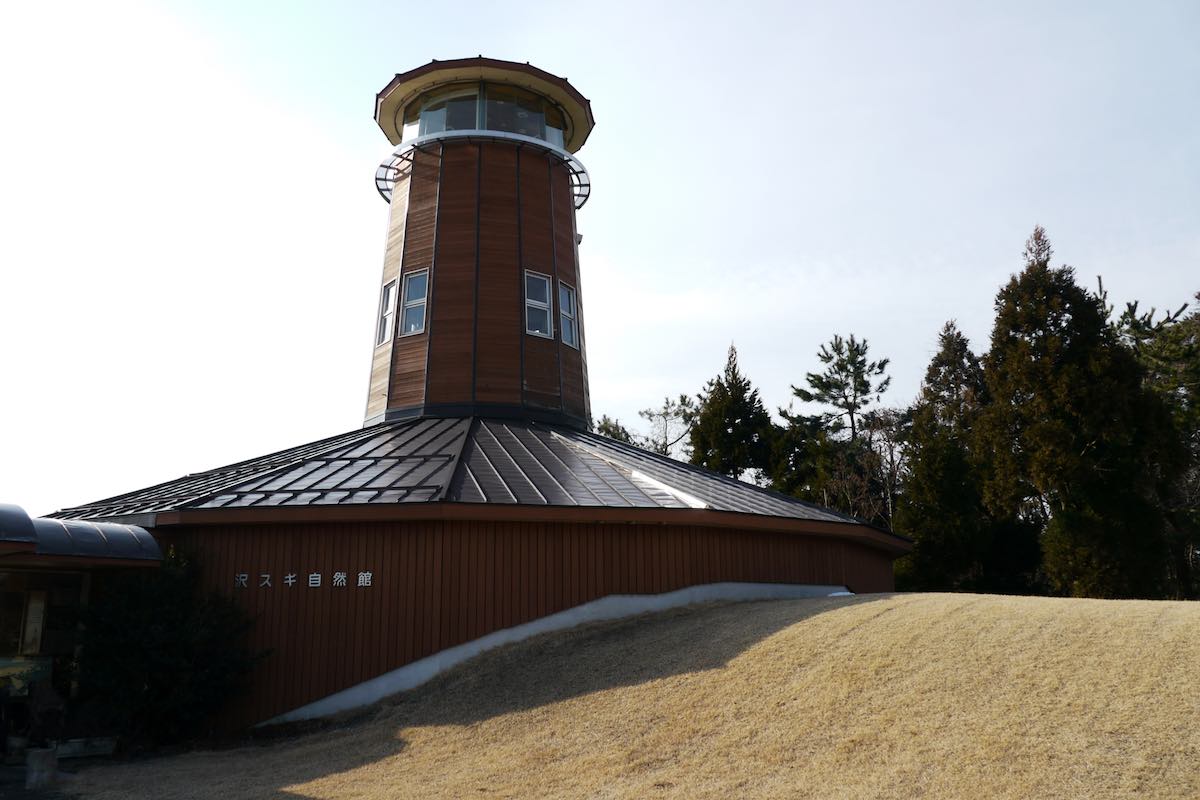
388;593;890;727
78;593;891;799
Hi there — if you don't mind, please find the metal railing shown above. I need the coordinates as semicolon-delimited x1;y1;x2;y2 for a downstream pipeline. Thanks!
374;130;592;209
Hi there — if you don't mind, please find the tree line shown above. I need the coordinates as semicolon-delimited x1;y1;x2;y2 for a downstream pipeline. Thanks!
595;227;1199;600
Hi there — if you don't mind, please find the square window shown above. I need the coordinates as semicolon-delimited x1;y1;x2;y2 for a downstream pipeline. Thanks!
526;273;549;305
399;270;429;336
526;306;551;336
524;271;553;338
401;304;426;335
404;271;428;304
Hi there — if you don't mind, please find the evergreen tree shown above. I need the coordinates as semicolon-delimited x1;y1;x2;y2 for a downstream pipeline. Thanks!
976;226;1173;598
769;410;829;498
594;414;636;444
895;322;1039;592
775;334;894;525
919;321;985;433
1117;293;1200;597
688;345;775;478
792;334;891;441
769;406;903;529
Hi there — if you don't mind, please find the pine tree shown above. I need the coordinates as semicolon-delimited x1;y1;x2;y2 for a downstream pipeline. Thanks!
769;410;828;498
792;334;891;441
638;395;696;457
976;226;1173;597
594;414;635;444
688;345;775;478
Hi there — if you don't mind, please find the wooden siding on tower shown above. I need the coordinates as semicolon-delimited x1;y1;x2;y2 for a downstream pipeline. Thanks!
475;143;522;404
519;152;560;408
549;163;577;287
551;162;586;419
369;140;592;423
365;173;412;421
388;146;442;410
163;519;896;730
426;142;479;405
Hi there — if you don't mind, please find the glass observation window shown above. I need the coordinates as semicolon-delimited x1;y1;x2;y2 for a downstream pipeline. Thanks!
400;82;570;148
484;84;544;139
376;280;397;345
544;105;566;149
400;270;429;335
525;271;553;337
418;90;478;136
559;282;578;348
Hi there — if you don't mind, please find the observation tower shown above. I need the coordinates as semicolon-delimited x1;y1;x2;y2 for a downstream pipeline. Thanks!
365;57;596;429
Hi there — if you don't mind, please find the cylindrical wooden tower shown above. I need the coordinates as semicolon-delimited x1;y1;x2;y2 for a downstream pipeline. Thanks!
364;58;595;430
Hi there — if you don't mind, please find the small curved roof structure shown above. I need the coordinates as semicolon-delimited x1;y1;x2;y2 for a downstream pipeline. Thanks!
0;503;161;566
0;503;36;555
374;57;596;151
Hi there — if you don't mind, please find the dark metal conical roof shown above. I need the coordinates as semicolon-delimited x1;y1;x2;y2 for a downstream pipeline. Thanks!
51;417;870;531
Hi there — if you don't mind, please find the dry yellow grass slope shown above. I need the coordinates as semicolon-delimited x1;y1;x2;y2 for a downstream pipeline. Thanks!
65;593;1200;799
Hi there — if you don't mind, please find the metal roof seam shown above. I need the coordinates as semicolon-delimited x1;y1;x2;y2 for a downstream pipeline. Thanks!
171;426;387;511
479;422;547;504
372;418;446;458
522;428;606;505
498;422;577;505
465;426;520;503
548;431;674;507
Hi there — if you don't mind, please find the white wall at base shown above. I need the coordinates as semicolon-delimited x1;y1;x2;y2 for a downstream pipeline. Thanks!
263;581;849;726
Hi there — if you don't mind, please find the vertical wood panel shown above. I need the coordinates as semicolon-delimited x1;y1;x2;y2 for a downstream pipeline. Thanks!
475;144;522;404
550;162;586;419
519;152;560;408
366;174;412;420
427;143;479;404
166;520;895;730
388;146;442;411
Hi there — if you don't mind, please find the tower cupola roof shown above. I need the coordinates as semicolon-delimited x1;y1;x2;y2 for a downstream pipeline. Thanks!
374;56;595;151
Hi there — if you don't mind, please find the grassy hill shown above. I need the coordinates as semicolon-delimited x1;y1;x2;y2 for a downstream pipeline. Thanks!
67;593;1200;799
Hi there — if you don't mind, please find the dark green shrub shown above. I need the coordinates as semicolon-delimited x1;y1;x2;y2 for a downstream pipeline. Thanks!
77;548;261;745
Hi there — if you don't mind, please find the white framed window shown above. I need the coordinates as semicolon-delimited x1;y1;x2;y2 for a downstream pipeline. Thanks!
559;282;578;348
376;280;397;346
400;270;429;336
524;270;553;338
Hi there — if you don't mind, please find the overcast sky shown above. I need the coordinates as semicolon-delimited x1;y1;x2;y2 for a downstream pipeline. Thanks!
2;0;1197;516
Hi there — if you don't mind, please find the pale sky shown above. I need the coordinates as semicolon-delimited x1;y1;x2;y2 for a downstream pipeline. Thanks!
2;0;1197;516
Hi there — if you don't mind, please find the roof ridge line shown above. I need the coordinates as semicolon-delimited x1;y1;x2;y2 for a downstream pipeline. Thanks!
435;417;476;501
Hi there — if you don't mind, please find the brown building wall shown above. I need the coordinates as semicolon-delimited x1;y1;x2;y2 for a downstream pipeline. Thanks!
162;518;895;729
367;140;590;426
